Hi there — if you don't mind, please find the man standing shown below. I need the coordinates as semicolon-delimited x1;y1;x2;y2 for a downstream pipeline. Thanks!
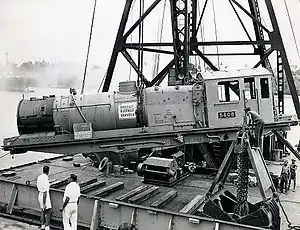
289;159;297;192
244;107;265;149
60;174;81;230
37;166;52;230
280;159;290;194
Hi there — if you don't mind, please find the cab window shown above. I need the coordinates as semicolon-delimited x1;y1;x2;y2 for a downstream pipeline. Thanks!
217;80;240;102
260;78;269;98
244;78;256;99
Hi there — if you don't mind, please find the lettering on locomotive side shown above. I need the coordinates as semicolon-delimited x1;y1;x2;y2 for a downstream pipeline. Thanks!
218;111;236;119
119;102;136;119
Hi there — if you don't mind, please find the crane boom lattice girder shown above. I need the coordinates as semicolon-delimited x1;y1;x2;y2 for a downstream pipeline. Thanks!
100;0;300;119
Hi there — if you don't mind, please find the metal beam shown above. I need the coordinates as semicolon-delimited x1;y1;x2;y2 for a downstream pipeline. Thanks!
124;46;174;55
169;0;187;81
196;144;217;168
229;0;256;50
253;47;274;68
264;0;300;119
196;0;208;35
125;40;272;47
3;121;296;154
245;143;267;201
272;130;300;161
193;48;218;71
230;0;271;34
247;0;267;66
102;0;134;92
191;0;197;39
150;59;175;86
123;0;162;39
192;52;256;56
206;139;237;196
121;50;150;86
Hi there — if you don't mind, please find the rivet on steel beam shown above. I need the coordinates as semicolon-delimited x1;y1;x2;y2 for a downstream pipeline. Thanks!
147;210;157;215
108;203;119;209
188;218;200;224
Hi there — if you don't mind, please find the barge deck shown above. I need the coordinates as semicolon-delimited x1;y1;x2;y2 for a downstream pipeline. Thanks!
0;154;299;229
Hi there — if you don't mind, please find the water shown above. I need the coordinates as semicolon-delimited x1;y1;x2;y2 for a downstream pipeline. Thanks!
0;87;71;169
0;89;299;170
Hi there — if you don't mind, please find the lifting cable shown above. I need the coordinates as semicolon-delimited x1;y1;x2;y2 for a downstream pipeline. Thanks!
211;0;220;69
137;0;145;88
283;0;300;64
97;0;136;93
128;0;137;81
197;0;206;71
96;72;105;93
278;199;300;230
0;152;9;160
152;0;167;79
81;0;98;94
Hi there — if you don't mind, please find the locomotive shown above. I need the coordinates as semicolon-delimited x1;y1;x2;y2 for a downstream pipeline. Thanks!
17;68;276;135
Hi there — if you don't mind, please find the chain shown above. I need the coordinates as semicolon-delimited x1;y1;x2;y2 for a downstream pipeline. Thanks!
234;140;250;216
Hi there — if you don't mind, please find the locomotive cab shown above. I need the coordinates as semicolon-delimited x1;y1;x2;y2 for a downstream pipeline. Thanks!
203;68;274;128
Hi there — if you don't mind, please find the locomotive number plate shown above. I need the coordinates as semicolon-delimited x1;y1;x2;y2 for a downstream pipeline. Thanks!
218;111;236;119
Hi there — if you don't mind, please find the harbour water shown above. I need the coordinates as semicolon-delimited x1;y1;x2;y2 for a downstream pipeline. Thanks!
0;87;71;170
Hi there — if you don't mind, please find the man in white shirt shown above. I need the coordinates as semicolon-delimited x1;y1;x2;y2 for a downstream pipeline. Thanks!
60;174;81;230
37;166;52;230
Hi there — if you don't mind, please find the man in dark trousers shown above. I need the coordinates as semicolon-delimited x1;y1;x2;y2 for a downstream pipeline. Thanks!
289;159;297;192
244;107;265;149
280;159;290;194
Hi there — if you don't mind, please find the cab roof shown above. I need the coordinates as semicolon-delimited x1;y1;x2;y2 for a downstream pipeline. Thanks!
202;68;272;81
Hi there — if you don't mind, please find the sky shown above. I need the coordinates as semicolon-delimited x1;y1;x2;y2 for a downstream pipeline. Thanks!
0;0;299;90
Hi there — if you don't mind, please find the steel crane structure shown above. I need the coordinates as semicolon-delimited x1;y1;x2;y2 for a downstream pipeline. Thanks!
102;0;300;119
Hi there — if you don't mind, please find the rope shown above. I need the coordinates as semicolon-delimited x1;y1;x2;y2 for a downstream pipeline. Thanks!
0;152;10;159
81;0;97;94
283;0;300;64
152;0;167;79
278;198;300;229
211;0;220;69
198;0;206;71
137;0;145;87
96;72;106;93
128;0;137;81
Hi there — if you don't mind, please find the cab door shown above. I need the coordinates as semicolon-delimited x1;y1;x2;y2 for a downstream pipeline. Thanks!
243;77;259;112
257;76;274;123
